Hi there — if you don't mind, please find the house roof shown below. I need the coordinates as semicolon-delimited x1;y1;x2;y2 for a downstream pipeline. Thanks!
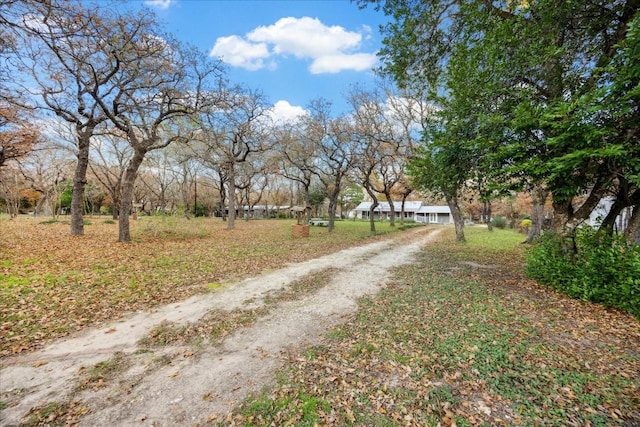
417;205;451;214
354;201;450;214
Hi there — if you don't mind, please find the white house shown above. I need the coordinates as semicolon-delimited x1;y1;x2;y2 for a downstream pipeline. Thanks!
354;201;453;224
589;197;633;232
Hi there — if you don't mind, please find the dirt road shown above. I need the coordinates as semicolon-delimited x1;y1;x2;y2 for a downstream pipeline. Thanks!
0;227;442;426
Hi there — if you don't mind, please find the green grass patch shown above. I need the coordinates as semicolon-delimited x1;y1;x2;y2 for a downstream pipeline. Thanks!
0;274;30;288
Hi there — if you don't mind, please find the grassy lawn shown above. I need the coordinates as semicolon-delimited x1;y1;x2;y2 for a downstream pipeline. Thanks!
0;215;404;356
226;227;640;426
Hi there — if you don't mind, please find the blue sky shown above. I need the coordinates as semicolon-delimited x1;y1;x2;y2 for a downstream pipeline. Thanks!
137;0;388;120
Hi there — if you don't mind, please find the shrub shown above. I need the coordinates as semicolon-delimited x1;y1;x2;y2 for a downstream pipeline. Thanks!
519;218;532;234
527;227;640;318
490;216;508;229
520;219;532;228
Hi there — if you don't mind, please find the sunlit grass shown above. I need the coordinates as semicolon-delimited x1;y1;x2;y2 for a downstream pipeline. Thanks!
0;215;413;355
228;225;640;426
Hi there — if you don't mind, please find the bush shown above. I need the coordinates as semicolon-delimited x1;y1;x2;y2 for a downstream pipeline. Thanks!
490;216;508;229
527;227;640;318
519;218;532;235
519;219;532;228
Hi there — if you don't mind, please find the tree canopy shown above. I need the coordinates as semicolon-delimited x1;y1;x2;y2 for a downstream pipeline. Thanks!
361;0;639;242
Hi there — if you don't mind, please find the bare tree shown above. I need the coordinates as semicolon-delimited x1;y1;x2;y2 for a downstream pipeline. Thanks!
141;149;178;216
275;123;315;223
349;82;427;229
89;132;131;219
21;142;73;217
90;25;225;241
197;86;272;229
349;87;393;231
11;1;148;235
302;99;356;232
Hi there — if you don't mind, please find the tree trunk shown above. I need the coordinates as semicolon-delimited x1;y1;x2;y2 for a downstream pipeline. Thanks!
399;188;412;226
526;187;548;244
327;187;340;233
108;188;120;220
386;192;396;227
446;193;465;243
227;160;235;230
118;150;146;242
70;132;92;235
364;183;378;233
624;206;640;244
304;185;312;224
484;201;493;231
552;199;576;235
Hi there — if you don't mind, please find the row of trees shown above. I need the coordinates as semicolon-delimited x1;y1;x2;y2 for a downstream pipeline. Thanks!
1;0;428;241
361;0;639;245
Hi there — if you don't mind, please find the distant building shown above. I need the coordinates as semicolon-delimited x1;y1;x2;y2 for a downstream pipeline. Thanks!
353;201;452;224
589;197;633;232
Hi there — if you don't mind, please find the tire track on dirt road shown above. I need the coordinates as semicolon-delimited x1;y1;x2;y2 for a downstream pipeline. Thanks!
0;226;443;426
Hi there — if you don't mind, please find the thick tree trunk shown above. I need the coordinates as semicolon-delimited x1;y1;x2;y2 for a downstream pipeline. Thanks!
118;150;145;242
484;201;493;231
364;184;378;233
552;182;608;235
525;187;548;244
327;187;340;233
304;185;312;224
446;193;465;243
108;188;119;220
386;192;396;227
227;160;235;230
624;206;640;244
70;132;92;235
551;199;573;234
600;188;640;237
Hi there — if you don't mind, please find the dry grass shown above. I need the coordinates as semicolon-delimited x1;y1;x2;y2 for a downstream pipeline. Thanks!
0;215;402;356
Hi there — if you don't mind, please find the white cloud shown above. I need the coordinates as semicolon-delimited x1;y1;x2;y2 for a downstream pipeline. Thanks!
210;36;270;71
310;53;378;74
144;0;174;10
269;100;307;124
210;16;377;74
248;17;361;58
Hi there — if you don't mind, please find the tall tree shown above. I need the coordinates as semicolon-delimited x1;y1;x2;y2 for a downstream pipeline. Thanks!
9;0;122;234
303;99;356;232
276;122;316;223
361;0;640;243
197;86;272;230
349;86;390;232
89;132;131;219
97;39;224;241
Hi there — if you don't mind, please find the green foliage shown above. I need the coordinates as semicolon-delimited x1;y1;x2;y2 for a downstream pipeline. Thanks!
193;202;207;217
308;182;328;215
527;228;640;317
490;216;507;229
363;0;639;237
39;218;61;225
59;181;73;210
